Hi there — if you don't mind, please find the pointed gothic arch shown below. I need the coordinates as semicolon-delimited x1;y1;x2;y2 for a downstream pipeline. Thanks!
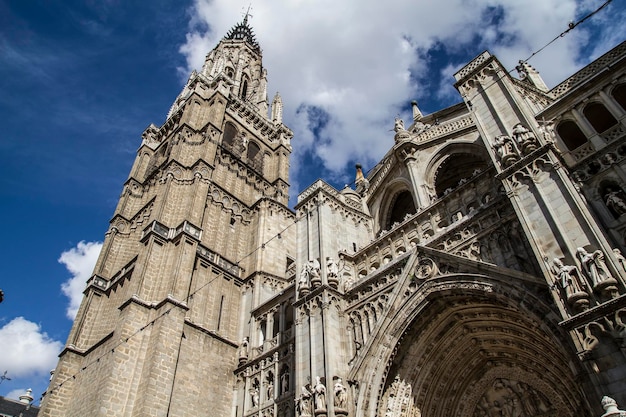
349;254;588;417
378;179;416;232
425;142;490;198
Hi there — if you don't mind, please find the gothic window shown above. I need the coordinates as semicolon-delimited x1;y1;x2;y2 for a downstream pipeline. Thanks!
247;141;260;160
247;141;263;172
611;83;626;111
433;153;487;197
223;122;238;149
386;191;416;230
240;76;249;100
583;101;617;133
225;66;234;78
557;120;587;151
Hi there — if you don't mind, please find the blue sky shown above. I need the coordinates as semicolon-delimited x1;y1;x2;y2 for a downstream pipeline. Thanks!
0;0;624;403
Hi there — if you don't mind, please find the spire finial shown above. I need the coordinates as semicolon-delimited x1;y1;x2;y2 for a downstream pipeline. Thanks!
242;4;253;25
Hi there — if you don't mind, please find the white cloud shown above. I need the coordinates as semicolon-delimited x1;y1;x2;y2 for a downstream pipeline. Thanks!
0;318;63;380
177;0;622;186
59;241;102;320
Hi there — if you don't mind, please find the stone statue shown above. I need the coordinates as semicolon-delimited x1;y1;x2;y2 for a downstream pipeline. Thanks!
267;380;274;400
298;384;313;417
577;247;613;286
334;377;347;409
511;123;538;154
605;188;626;216
314;376;326;410
327;257;339;278
281;369;290;394
492;135;518;167
551;258;585;295
327;257;339;289
309;259;321;287
238;337;249;365
299;265;310;290
250;387;260;407
394;117;406;132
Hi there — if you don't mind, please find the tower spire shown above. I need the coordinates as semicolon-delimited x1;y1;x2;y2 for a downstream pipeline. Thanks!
242;4;252;26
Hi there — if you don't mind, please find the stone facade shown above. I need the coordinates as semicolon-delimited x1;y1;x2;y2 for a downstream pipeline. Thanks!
39;17;626;417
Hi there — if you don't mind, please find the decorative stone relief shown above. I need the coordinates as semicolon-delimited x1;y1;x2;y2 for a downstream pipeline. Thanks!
511;123;539;155
379;376;421;417
492;135;519;168
472;378;552;417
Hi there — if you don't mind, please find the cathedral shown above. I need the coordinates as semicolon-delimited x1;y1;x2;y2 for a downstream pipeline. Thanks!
39;17;626;417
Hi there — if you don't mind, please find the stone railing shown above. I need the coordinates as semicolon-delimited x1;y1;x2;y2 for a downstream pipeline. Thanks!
345;169;502;280
550;41;626;99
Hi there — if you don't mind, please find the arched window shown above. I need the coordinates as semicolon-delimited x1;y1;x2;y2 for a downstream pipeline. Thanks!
611;84;626;111
225;66;234;78
433;153;488;197
247;141;260;160
583;102;617;133
240;77;249;100
385;190;416;230
223;122;238;147
557;120;587;151
247;141;263;172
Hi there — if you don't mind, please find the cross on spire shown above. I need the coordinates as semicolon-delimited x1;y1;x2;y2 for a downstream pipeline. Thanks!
242;4;253;25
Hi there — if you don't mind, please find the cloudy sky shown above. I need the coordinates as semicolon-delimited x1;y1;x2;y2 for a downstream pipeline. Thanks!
0;0;624;404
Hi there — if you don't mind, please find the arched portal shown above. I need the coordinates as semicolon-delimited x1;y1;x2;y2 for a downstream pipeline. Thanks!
352;272;589;417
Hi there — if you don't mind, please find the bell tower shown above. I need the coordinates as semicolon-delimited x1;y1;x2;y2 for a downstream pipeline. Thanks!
40;17;296;417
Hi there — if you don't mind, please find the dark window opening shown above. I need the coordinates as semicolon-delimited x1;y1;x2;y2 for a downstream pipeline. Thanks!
433;153;488;197
557;120;587;151
386;191;416;229
583;102;617;133
240;79;248;100
223;122;238;147
612;84;626;111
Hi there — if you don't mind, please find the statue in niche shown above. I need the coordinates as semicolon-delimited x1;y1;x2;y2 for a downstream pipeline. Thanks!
280;368;290;395
511;123;538;155
604;187;626;217
297;384;313;417
250;387;260;407
576;247;613;286
238;337;249;365
314;376;326;410
266;372;274;401
334;377;348;409
492;135;518;167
